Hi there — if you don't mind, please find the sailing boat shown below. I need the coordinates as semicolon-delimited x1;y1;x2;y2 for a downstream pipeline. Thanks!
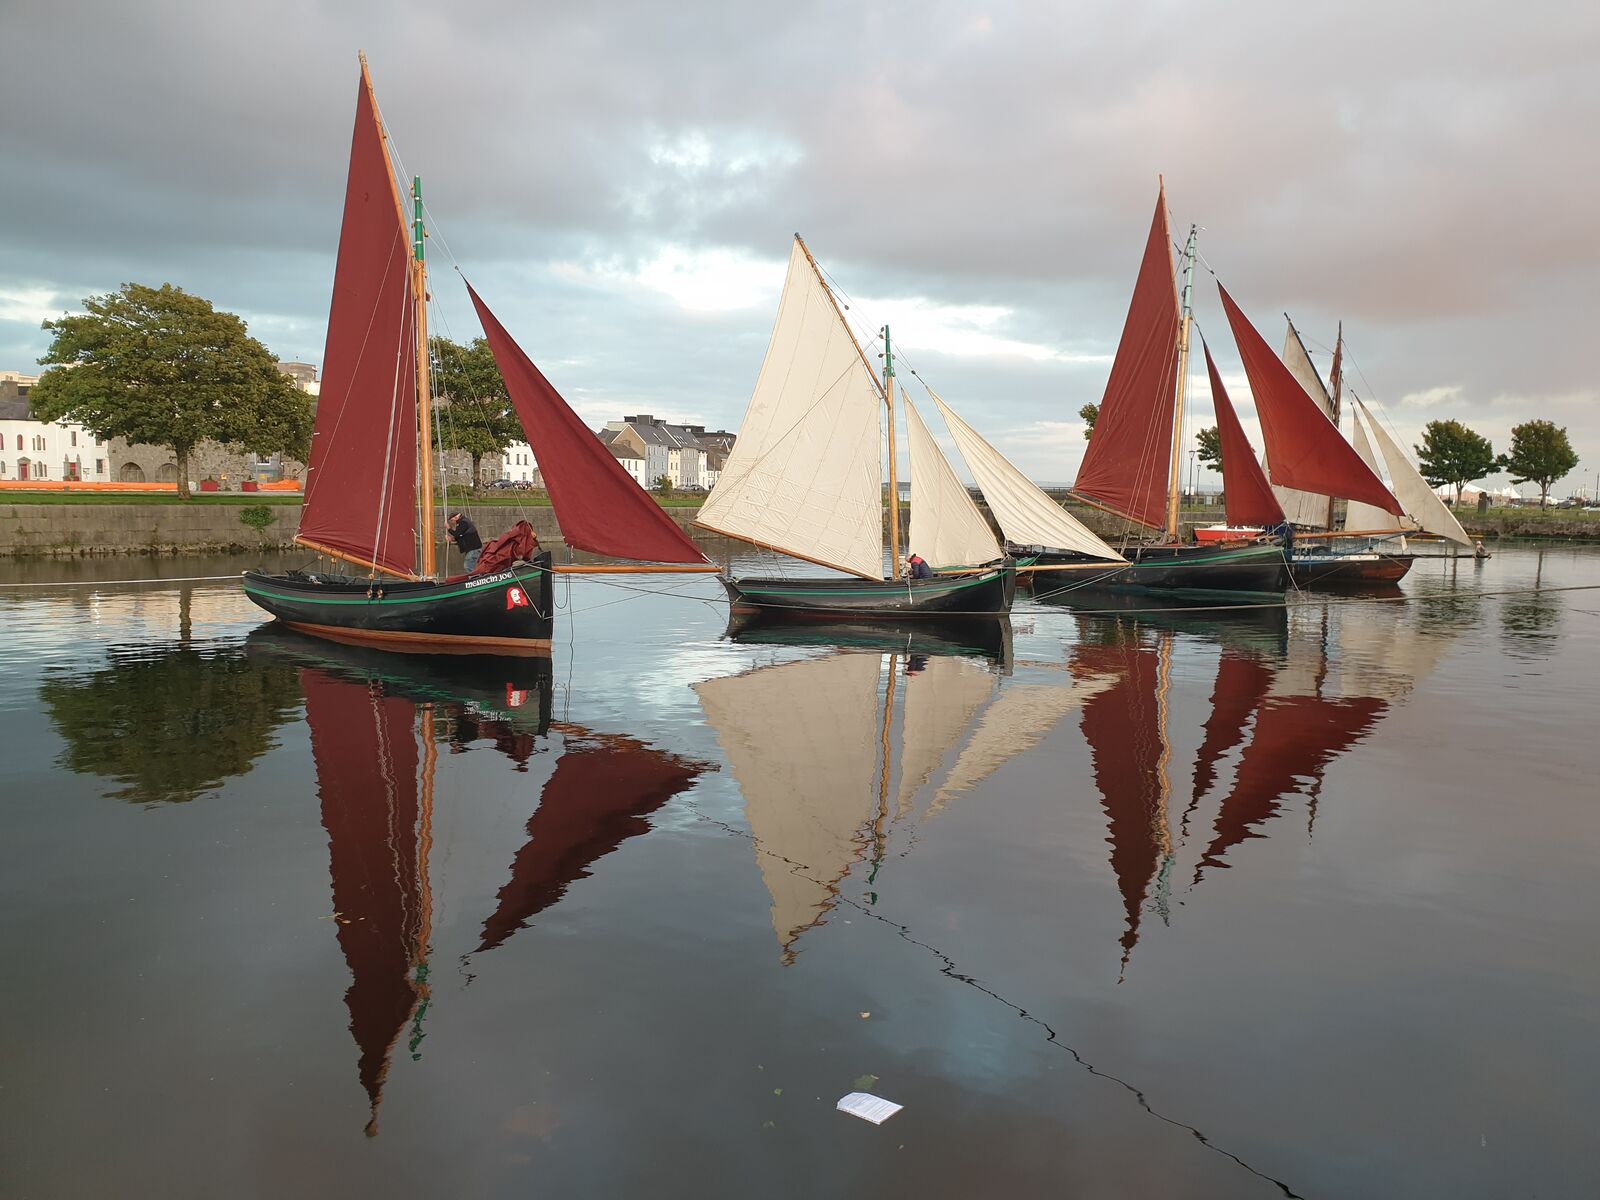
1197;312;1472;584
244;58;715;653
1030;183;1289;596
695;236;1012;619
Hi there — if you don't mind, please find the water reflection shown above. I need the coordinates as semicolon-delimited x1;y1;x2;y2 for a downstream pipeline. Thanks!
696;628;1113;961
244;630;709;1134
39;644;303;804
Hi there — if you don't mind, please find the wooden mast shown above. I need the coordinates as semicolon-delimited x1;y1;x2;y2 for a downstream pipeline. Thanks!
412;177;436;578
1325;322;1343;531
883;325;901;575
1166;218;1198;542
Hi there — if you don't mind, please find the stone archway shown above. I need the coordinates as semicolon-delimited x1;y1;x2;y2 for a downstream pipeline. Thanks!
155;463;179;483
119;462;146;483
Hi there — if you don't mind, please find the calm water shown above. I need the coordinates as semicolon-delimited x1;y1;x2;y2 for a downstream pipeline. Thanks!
2;542;1597;1198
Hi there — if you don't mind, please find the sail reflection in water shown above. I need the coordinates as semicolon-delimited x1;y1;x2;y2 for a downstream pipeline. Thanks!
246;631;708;1133
696;627;1109;961
1065;601;1458;967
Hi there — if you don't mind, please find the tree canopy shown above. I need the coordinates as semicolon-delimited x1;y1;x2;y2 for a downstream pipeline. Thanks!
31;283;311;498
431;335;522;485
1195;426;1222;472
1078;403;1098;440
1499;420;1578;508
1414;420;1496;504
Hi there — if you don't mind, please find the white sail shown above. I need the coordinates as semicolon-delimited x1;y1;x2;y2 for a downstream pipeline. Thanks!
1272;321;1337;528
904;394;1004;568
694;652;882;954
929;676;1114;816
895;654;997;818
1342;405;1407;534
1356;399;1473;546
696;239;887;579
930;391;1124;562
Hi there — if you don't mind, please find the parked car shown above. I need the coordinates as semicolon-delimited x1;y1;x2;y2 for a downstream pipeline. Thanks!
486;479;518;490
679;483;708;494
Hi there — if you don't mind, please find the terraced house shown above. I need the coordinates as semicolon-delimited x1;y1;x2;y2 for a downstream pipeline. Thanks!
0;373;110;483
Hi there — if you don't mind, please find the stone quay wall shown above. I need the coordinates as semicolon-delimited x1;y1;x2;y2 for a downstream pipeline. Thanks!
2;500;1596;560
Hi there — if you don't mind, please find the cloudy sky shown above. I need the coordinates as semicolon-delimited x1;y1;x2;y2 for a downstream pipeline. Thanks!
3;1;1597;493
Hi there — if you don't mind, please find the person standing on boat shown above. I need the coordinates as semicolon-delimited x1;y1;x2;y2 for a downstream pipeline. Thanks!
907;553;933;580
447;512;484;572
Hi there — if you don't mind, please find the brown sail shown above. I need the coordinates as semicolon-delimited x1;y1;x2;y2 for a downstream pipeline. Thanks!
1073;186;1181;530
296;68;419;578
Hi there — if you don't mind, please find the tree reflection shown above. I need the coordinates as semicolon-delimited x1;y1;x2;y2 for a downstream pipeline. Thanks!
39;647;303;804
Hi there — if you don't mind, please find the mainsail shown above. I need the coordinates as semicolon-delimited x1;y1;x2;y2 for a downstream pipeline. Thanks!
894;654;996;818
1072;186;1182;530
1343;405;1407;535
1354;398;1473;546
1269;320;1339;527
467;284;707;565
904;394;1002;568
1218;285;1402;516
1202;342;1284;528
695;239;887;579
931;391;1123;561
298;72;419;578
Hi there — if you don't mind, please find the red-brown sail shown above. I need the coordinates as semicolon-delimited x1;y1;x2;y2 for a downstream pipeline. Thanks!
1203;341;1285;527
305;668;424;1130
1196;694;1385;878
1072;634;1167;966
298;70;419;578
1191;649;1274;805
1217;284;1402;515
467;283;708;564
1073;187;1181;530
476;733;703;953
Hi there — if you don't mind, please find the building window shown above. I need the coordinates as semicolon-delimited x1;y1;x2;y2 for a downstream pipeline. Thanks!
96;459;105;474
33;435;45;452
37;463;48;479
0;461;6;475
71;430;78;446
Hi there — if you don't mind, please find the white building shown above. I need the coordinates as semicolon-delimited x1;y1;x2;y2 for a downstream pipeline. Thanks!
0;373;110;483
501;439;539;485
606;442;647;487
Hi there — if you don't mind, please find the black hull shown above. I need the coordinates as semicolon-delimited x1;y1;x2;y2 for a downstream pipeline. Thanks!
725;613;1013;665
722;562;1012;619
241;551;555;654
1026;542;1288;597
244;626;554;735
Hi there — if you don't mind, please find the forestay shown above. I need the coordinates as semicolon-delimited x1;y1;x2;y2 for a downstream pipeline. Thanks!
695;239;887;580
930;391;1124;561
904;395;1003;568
1355;399;1473;545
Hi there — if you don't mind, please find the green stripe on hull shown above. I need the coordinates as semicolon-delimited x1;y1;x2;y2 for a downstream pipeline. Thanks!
243;570;541;607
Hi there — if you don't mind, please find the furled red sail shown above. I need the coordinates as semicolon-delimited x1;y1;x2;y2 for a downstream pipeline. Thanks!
1217;285;1402;515
305;667;425;1130
1073;187;1181;529
1203;341;1284;527
467;284;707;564
299;71;419;578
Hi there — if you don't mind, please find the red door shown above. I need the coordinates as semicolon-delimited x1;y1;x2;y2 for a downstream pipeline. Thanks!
17;460;28;481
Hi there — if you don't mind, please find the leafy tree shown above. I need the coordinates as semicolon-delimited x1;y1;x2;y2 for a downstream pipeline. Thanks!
1079;403;1098;440
654;474;674;496
1498;420;1578;508
31;283;311;499
1414;419;1496;504
431;335;521;487
40;645;303;805
1195;426;1222;472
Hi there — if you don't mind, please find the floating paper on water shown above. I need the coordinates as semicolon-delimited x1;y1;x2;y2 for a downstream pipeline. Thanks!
836;1092;902;1124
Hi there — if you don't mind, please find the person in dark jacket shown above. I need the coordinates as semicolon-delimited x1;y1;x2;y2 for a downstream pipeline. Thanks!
907;553;933;580
447;512;484;572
